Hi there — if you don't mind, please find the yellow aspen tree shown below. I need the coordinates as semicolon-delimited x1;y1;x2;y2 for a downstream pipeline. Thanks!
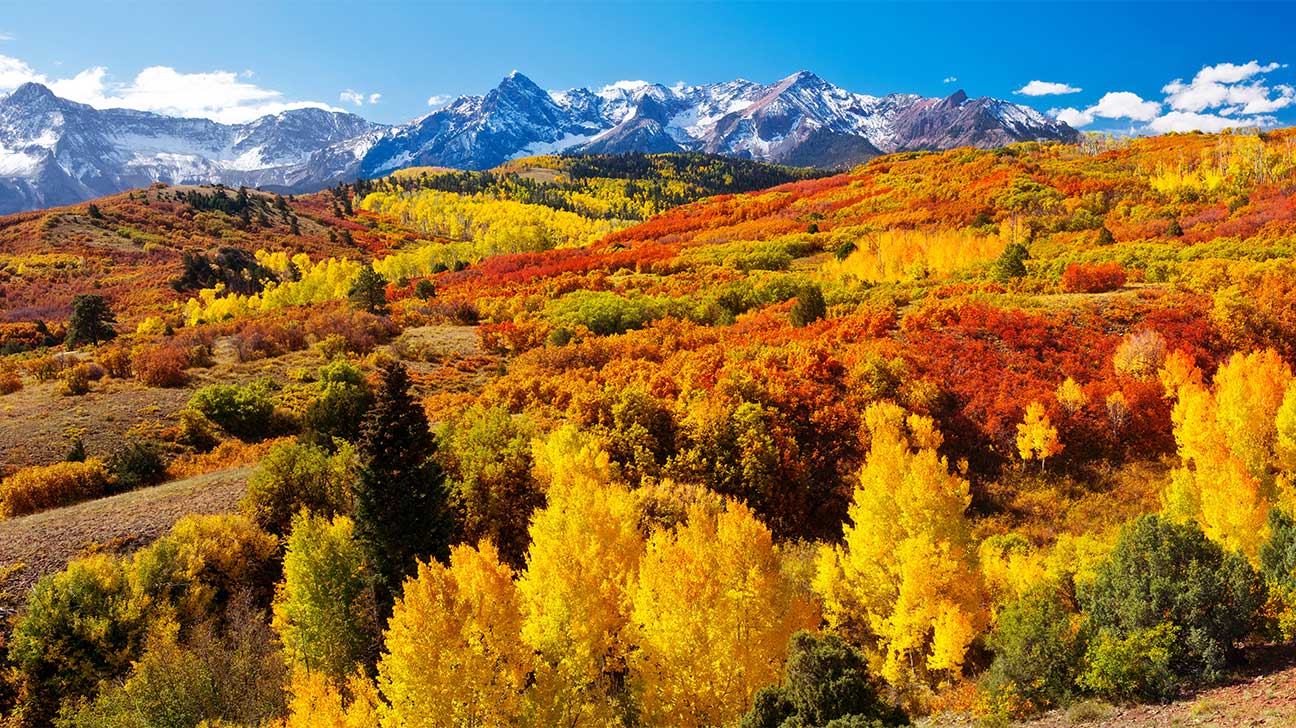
1163;349;1294;557
630;500;818;728
1276;383;1296;508
813;402;986;688
1056;377;1088;416
284;669;381;728
517;427;644;727
1016;401;1063;468
377;541;532;728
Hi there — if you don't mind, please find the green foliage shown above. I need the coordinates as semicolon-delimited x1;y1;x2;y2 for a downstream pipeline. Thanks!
790;284;827;327
993;243;1030;282
273;513;378;681
740;631;908;728
348;263;389;315
985;583;1084;710
187;379;277;441
8;555;148;724
65;294;117;348
353;361;455;608
104;439;167;494
438;405;540;567
302;360;373;446
1080;514;1266;681
414;278;437;300
55;608;287;728
1079;623;1180;703
1261;508;1296;590
545;290;687;336
240;440;356;536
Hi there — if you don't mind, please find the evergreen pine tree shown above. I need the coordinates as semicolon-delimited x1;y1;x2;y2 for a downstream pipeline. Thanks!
65;294;117;347
352;361;455;614
1167;219;1184;237
994;242;1030;282
348;264;388;314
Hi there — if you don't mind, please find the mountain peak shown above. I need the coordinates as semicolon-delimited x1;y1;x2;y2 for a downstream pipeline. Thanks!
942;89;969;107
778;70;828;89
4;82;59;107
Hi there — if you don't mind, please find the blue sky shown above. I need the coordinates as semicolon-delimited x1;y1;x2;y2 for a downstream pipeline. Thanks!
1;1;1293;132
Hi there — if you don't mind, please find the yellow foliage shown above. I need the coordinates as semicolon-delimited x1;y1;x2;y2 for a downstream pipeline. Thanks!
630;500;818;728
813;402;986;687
517;428;643;726
1016;402;1062;465
1055;377;1087;416
284;669;381;728
360;189;616;251
378;541;531;728
825;227;1006;283
1163;349;1293;558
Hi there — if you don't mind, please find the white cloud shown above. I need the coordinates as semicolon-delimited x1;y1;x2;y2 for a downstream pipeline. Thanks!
0;54;42;89
1091;91;1162;121
0;32;13;42
1147;110;1276;134
340;89;382;107
1016;80;1082;96
1051;90;1160;129
426;94;452;107
1161;59;1292;115
0;55;341;124
943;76;958;84
1029;59;1294;134
1052;107;1094;128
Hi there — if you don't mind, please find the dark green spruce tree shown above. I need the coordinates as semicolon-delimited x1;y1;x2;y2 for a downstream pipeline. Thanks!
65;294;118;348
353;361;455;615
348;264;389;315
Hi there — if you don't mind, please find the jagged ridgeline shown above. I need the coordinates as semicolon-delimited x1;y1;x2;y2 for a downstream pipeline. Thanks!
339;152;825;221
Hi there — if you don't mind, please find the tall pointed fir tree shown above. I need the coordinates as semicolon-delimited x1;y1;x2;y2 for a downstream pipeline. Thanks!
353;361;455;616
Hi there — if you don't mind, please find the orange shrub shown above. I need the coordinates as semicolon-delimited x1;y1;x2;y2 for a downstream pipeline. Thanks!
1060;262;1128;293
96;344;133;379
132;343;191;387
304;308;398;354
0;366;21;395
0;459;110;518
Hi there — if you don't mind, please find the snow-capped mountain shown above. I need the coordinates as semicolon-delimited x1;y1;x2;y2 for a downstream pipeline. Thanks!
0;71;1079;214
347;70;1077;179
0;82;380;214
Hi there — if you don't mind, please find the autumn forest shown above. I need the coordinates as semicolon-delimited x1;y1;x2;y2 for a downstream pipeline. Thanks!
2;130;1296;727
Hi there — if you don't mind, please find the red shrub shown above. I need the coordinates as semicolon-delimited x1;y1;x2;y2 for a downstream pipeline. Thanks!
234;321;307;361
1060;262;1128;293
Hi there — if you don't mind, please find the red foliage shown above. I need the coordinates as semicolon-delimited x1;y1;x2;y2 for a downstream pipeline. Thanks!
1060;262;1128;293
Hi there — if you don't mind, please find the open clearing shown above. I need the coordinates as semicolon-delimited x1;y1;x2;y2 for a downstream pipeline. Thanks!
0;465;251;600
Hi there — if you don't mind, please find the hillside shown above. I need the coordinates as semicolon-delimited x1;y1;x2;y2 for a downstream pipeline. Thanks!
1;131;1296;726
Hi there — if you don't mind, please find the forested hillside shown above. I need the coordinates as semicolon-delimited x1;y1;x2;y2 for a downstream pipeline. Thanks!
2;132;1296;727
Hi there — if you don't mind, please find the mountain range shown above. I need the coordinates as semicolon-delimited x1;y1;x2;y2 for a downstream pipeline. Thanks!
0;70;1079;214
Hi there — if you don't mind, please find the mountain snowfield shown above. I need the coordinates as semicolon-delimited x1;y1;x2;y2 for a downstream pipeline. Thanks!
0;70;1078;214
